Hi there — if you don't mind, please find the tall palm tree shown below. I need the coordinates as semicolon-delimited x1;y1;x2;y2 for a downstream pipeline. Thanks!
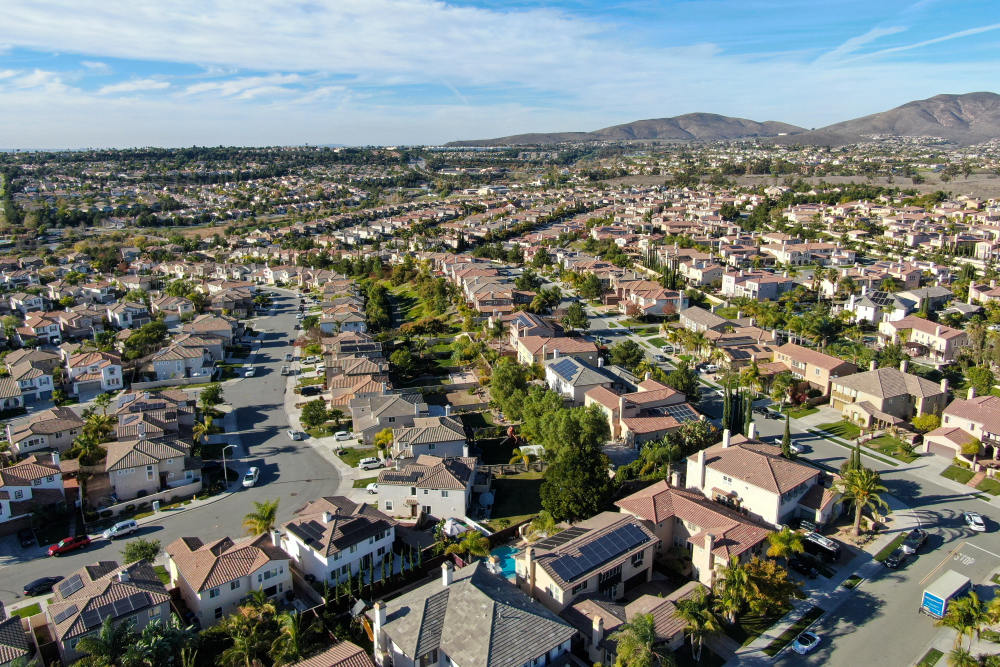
946;646;980;667
444;531;490;559
76;617;139;666
270;610;315;666
836;467;889;536
937;592;992;648
94;391;113;416
242;499;280;535
509;447;536;469
192;416;213;445
675;588;721;662
766;527;804;566
712;557;757;623
608;612;667;667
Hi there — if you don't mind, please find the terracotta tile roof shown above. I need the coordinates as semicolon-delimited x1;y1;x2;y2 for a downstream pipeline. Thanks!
688;436;818;494
0;617;30;664
585;386;621;410
286;642;374;667
378;456;476;490
945;396;1000;434
0;455;60;487
833;367;944;400
166;534;289;592
775;343;856;372
9;406;84;439
105;438;188;472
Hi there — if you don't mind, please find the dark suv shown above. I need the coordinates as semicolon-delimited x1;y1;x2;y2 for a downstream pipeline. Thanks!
901;528;928;554
884;546;910;569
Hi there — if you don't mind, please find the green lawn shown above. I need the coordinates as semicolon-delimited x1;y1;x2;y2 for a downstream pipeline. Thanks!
353;476;378;489
762;606;825;657
714;306;739;319
337;447;378;468
785;405;819;419
874;533;908;562
648;337;669;349
941;464;975;485
977;477;1000;495
11;603;41;618
296;376;326;387
917;648;943;667
818;420;861;440
724;612;787;647
866;435;920;463
841;575;863;589
486;471;543;531
153;565;170;585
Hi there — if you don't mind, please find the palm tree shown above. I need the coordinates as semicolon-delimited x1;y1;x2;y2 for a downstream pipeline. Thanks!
76;617;139;666
270;610;315;666
676;588;721;662
608;612;667;667
94;391;112;416
528;510;559;541
937;592;992;648
946;645;980;667
444;530;490;559
836;467;889;536
509;447;536;469
242;499;280;535
713;557;756;624
192;416;213;445
766;527;805;565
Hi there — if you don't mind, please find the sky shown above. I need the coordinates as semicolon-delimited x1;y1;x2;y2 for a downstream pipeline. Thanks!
0;0;998;148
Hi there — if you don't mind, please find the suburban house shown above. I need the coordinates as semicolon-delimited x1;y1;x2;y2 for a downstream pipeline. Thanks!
376;455;479;520
516;336;600;366
772;343;857;396
104;437;199;501
829;363;950;428
145;344;214;382
721;270;797;300
615;480;772;586
0;453;64;530
844;289;911;324
584;379;700;445
182;313;239;345
20;313;62;345
0;378;23;412
9;292;44;315
879;316;969;364
515;512;658;613
166;533;292;627
66;351;124;400
286;643;374;667
0;608;32;665
279;496;397;587
6;407;84;455
106;302;151;329
391;415;467;459
8;360;53;404
679;306;727;333
45;560;171;664
923;390;1000;458
685;430;842;528
369;561;576;667
350;393;429;444
150;295;196;324
544;357;623;404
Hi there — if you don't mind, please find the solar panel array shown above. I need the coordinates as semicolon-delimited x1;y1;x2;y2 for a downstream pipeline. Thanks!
58;574;84;598
52;604;78;624
80;593;153;630
534;526;587;551
550;358;578;382
289;520;327;547
661;403;699;423
548;523;649;583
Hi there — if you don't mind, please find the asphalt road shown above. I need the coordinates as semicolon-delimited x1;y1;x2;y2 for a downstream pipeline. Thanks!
0;289;341;604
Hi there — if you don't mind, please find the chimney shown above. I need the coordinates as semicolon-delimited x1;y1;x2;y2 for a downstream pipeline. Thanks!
322;511;334;524
552;347;559;359
644;371;651;381
118;570;131;583
722;428;731;448
526;547;536;598
670;469;681;487
705;533;716;571
441;562;453;587
941;379;949;393
592;615;604;648
51;450;60;466
696;449;707;489
899;359;908;373
444;404;451;417
869;359;877;371
969;386;977;400
861;285;868;296
748;422;757;440
373;601;386;639
271;530;281;548
935;325;942;337
597;357;604;367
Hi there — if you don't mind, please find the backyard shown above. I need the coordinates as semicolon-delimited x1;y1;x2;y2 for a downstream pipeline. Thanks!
486;471;543;531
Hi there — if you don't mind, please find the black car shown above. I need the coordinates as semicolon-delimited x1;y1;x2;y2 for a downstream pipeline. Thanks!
902;528;928;554
884;546;910;569
23;576;63;596
17;528;35;549
300;386;322;397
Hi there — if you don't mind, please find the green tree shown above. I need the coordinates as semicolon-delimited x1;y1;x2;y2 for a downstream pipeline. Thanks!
912;413;942;433
243;499;280;535
561;301;590;332
744;556;804;615
509;447;536;467
781;416;793;458
93;391;113;416
609;339;644;371
328;408;344;427
966;367;995;397
192;415;213;445
540;441;614;522
444;530;491;559
373;428;393;457
766;527;804;565
675;588;721;662
76;617;139;666
198;382;224;411
836;467;889;536
577;272;605;300
389;347;415;375
937;592;993;649
122;538;161;564
300;399;330;429
608;613;666;667
713;557;757;623
269;610;318;666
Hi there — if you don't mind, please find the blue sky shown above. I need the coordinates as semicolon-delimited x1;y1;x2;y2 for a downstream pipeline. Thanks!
0;0;997;148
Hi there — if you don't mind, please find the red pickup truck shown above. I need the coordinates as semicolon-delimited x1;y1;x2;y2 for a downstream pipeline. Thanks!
48;535;91;557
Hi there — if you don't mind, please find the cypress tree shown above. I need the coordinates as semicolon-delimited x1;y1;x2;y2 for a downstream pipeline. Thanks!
782;415;793;458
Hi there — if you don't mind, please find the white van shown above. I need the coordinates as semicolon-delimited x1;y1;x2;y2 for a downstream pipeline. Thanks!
102;519;138;540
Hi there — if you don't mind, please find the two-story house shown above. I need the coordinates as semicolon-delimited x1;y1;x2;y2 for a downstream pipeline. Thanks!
150;295;196;325
350;393;428;444
544;356;622;405
924;390;1000;458
20;313;62;345
66;351;124;400
104;437;199;501
0;453;64;528
376;455;479;520
516;336;600;366
166;533;292;627
6;407;84;455
8;292;44;315
8;361;53;404
829;362;950;428
279;496;397;587
772;343;857;396
391;416;467;459
106;302;151;329
879;316;969;364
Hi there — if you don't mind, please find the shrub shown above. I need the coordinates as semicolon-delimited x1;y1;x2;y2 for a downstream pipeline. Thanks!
124;504;136;513
100;510;114;519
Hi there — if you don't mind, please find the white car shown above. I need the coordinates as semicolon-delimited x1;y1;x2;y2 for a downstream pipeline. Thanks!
287;430;306;441
789;443;803;455
703;364;719;373
242;466;260;488
243;366;255;377
965;511;987;532
366;483;379;495
334;431;352;441
102;519;139;540
359;457;383;471
792;631;821;655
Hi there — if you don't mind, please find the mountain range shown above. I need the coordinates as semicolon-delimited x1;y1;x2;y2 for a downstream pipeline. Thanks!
446;92;1000;147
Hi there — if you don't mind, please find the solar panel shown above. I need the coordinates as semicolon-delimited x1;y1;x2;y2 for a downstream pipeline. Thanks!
58;574;84;598
534;526;587;550
81;610;102;630
661;403;699;423
53;605;78;624
550;358;578;382
113;599;132;616
549;523;650;583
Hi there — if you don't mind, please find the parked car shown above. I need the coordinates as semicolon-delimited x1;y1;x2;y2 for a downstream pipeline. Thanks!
17;528;35;548
280;366;290;376
792;631;821;655
788;555;819;579
653;354;668;363
366;483;379;495
284;353;293;362
703;364;719;373
102;519;139;540
23;576;63;596
243;365;255;377
300;386;322;397
359;457;383;471
242;466;260;488
902;528;928;554
334;431;352;441
884;546;910;569
48;535;91;557
965;511;986;532
287;430;306;441
789;443;804;455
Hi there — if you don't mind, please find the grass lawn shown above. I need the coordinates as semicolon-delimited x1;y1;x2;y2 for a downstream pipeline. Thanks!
874;532;908;562
337;447;378;468
353;476;378;488
724;612;787;647
153;565;170;585
866;435;920;463
11;603;41;618
841;575;863;589
818;420;861;440
297;376;325;387
460;411;495;429
486;471;543;531
714;306;739;319
785;405;819;419
648;336;669;349
762;606;825;657
917;648;943;666
977;478;1000;495
941;464;975;485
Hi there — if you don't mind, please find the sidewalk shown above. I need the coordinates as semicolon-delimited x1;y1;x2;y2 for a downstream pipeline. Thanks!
727;494;921;664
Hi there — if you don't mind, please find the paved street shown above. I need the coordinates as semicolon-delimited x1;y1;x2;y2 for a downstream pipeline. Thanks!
0;289;342;606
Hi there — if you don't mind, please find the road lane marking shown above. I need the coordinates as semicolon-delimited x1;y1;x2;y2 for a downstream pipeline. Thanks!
963;542;1000;560
921;542;965;585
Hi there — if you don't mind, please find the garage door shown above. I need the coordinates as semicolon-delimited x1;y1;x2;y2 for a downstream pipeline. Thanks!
927;441;957;458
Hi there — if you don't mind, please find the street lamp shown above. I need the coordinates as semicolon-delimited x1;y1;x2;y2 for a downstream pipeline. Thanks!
221;443;237;486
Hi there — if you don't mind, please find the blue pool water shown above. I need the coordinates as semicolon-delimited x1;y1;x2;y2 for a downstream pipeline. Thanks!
490;545;520;580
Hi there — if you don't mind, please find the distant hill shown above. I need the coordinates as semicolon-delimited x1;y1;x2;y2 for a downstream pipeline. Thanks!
447;92;1000;146
446;113;805;146
776;92;1000;146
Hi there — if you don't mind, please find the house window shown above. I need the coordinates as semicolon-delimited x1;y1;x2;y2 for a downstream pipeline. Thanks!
214;607;223;619
46;476;54;482
13;490;22;500
33;479;40;486
209;588;220;599
631;552;645;568
340;565;350;575
350;545;357;553
146;465;154;481
385;501;393;511
423;489;429;495
571;581;587;595
387;417;395;423
441;491;448;498
429;443;435;450
231;580;241;591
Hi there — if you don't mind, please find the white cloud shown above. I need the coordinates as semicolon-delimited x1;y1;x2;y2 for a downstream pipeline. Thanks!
184;73;302;97
864;22;1000;57
80;60;110;72
818;26;907;63
97;78;169;94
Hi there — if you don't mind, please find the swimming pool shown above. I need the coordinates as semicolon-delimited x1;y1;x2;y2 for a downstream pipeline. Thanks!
490;544;521;580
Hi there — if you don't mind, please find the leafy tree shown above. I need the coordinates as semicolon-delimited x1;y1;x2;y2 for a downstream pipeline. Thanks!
766;527;804;565
609;339;644;371
744;556;804;615
269;610;318;665
444;531;490;559
936;592;993;649
122;538;161;564
540;441;613;522
675;588;721;662
608;613;665;667
488;357;529;417
713;557;757;623
243;499;280;535
303;342;323;356
836;467;889;536
663;360;700;402
561;301;590;332
912;413;942;433
300;400;330;429
966;367;996;397
389;347;415;375
76;617;138;666
193;415;214;445
301;314;320;330
93;391;113;416
373;428;393;456
770;371;794;408
577;272;605;300
198;382;224;411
